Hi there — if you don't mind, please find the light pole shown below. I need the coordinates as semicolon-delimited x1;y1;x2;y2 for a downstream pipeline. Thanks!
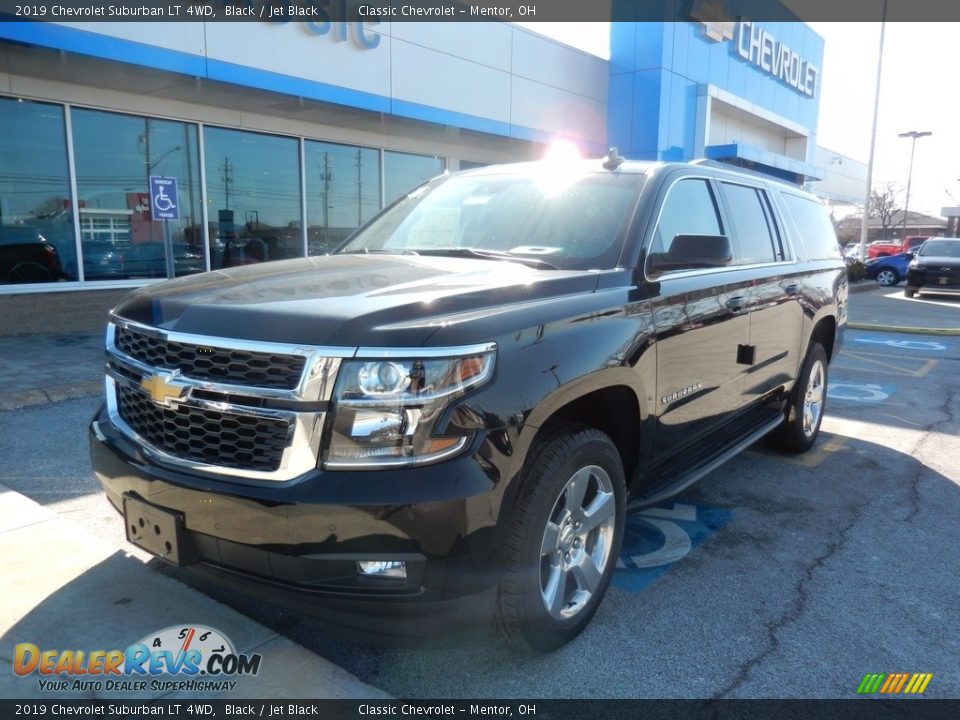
860;8;886;261
898;130;932;238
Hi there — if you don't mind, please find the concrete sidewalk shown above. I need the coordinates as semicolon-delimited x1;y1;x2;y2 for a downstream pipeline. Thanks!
0;484;390;700
0;331;104;411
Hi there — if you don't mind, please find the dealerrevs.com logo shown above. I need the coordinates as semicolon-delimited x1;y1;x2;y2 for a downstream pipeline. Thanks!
13;625;262;693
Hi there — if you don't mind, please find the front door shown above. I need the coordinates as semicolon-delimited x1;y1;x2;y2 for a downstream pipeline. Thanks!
642;176;753;465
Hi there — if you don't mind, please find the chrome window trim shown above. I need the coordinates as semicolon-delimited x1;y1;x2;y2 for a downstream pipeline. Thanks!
647;258;801;282
642;172;815;283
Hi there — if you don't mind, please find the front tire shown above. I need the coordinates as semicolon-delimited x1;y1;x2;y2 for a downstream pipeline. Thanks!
497;424;625;652
904;287;917;298
769;341;828;454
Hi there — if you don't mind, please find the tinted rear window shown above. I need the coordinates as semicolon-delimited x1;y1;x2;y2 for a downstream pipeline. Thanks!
919;240;960;257
781;193;840;260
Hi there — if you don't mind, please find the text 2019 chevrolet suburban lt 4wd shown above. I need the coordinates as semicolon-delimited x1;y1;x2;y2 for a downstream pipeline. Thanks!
90;155;847;652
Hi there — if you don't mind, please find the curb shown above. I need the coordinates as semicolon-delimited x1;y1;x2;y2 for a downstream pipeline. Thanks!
0;381;102;412
848;282;878;294
846;322;960;336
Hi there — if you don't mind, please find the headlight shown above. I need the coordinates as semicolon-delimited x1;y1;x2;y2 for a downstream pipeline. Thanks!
323;345;496;469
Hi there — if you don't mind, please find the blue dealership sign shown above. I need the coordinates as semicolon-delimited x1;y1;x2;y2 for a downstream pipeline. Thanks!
149;175;179;221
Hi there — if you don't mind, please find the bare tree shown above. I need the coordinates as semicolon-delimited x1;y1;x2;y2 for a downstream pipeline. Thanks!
869;182;902;236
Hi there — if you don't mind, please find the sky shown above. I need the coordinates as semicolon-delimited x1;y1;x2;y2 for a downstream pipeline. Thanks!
519;22;960;218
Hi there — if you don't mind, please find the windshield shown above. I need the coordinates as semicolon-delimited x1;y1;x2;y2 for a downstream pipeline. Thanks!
337;170;643;271
918;239;960;257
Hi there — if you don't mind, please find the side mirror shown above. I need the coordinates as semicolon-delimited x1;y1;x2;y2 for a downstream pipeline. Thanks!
904;251;915;259
649;234;733;273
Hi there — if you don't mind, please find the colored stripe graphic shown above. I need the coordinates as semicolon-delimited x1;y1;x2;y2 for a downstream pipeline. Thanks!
857;672;932;694
879;674;897;693
857;673;885;694
909;673;933;694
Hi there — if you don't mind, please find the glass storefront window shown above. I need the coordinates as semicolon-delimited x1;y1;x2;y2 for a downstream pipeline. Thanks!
204;127;303;269
0;97;77;284
304;141;380;255
72;109;203;280
384;151;444;205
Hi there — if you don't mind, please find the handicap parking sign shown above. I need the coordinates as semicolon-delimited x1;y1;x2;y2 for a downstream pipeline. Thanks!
149;175;179;221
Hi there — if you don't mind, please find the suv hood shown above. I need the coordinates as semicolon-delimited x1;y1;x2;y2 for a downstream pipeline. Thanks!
915;255;960;267
113;254;599;347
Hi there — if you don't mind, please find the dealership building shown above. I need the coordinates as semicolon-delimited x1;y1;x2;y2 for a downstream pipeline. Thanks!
0;16;863;317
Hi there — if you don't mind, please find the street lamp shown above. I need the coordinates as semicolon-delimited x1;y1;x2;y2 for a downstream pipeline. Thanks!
898;130;932;238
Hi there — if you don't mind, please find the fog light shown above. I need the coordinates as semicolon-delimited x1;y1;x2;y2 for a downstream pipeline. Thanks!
357;561;407;579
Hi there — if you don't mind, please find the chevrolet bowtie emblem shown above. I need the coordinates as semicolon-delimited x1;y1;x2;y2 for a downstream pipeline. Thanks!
140;371;189;407
690;0;735;42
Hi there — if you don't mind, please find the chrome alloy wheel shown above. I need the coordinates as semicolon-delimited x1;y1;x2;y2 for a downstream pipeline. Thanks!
802;359;825;438
539;465;616;620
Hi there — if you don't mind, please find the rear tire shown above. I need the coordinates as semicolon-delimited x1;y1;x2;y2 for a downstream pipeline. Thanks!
7;261;52;283
876;268;899;286
904;287;916;298
769;342;828;454
497;424;625;653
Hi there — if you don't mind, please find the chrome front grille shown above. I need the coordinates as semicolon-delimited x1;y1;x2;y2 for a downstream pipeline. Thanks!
115;324;306;389
116;383;290;472
104;317;356;482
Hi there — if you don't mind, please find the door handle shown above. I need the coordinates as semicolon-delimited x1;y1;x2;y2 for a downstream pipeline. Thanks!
785;283;799;296
725;296;746;312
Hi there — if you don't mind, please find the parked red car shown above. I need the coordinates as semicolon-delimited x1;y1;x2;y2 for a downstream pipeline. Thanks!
867;235;929;259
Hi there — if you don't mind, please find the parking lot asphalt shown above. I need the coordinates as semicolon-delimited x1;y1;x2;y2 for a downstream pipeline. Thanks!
282;328;960;698
847;284;960;333
1;326;958;699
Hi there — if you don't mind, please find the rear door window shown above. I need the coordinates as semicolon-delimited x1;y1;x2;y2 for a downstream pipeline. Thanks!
781;193;841;260
719;182;781;264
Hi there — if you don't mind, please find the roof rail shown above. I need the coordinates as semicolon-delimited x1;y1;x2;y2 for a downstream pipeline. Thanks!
690;158;802;186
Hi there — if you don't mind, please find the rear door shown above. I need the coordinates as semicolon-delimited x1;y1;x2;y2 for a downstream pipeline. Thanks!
715;180;803;401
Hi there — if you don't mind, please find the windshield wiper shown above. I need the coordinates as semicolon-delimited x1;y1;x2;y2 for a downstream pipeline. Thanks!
413;247;559;270
339;248;420;255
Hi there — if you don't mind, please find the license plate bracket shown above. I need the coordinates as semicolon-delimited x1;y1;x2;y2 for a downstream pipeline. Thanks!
123;494;196;566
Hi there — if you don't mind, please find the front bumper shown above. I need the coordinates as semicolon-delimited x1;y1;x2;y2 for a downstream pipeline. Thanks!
906;267;960;292
90;405;508;634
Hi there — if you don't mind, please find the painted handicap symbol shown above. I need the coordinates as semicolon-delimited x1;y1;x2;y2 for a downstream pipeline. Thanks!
613;502;733;592
826;382;894;403
854;337;946;352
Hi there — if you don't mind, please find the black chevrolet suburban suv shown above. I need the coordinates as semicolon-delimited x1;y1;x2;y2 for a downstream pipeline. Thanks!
90;156;846;651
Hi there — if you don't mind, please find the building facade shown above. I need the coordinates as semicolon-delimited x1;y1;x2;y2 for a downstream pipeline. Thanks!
0;16;854;304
